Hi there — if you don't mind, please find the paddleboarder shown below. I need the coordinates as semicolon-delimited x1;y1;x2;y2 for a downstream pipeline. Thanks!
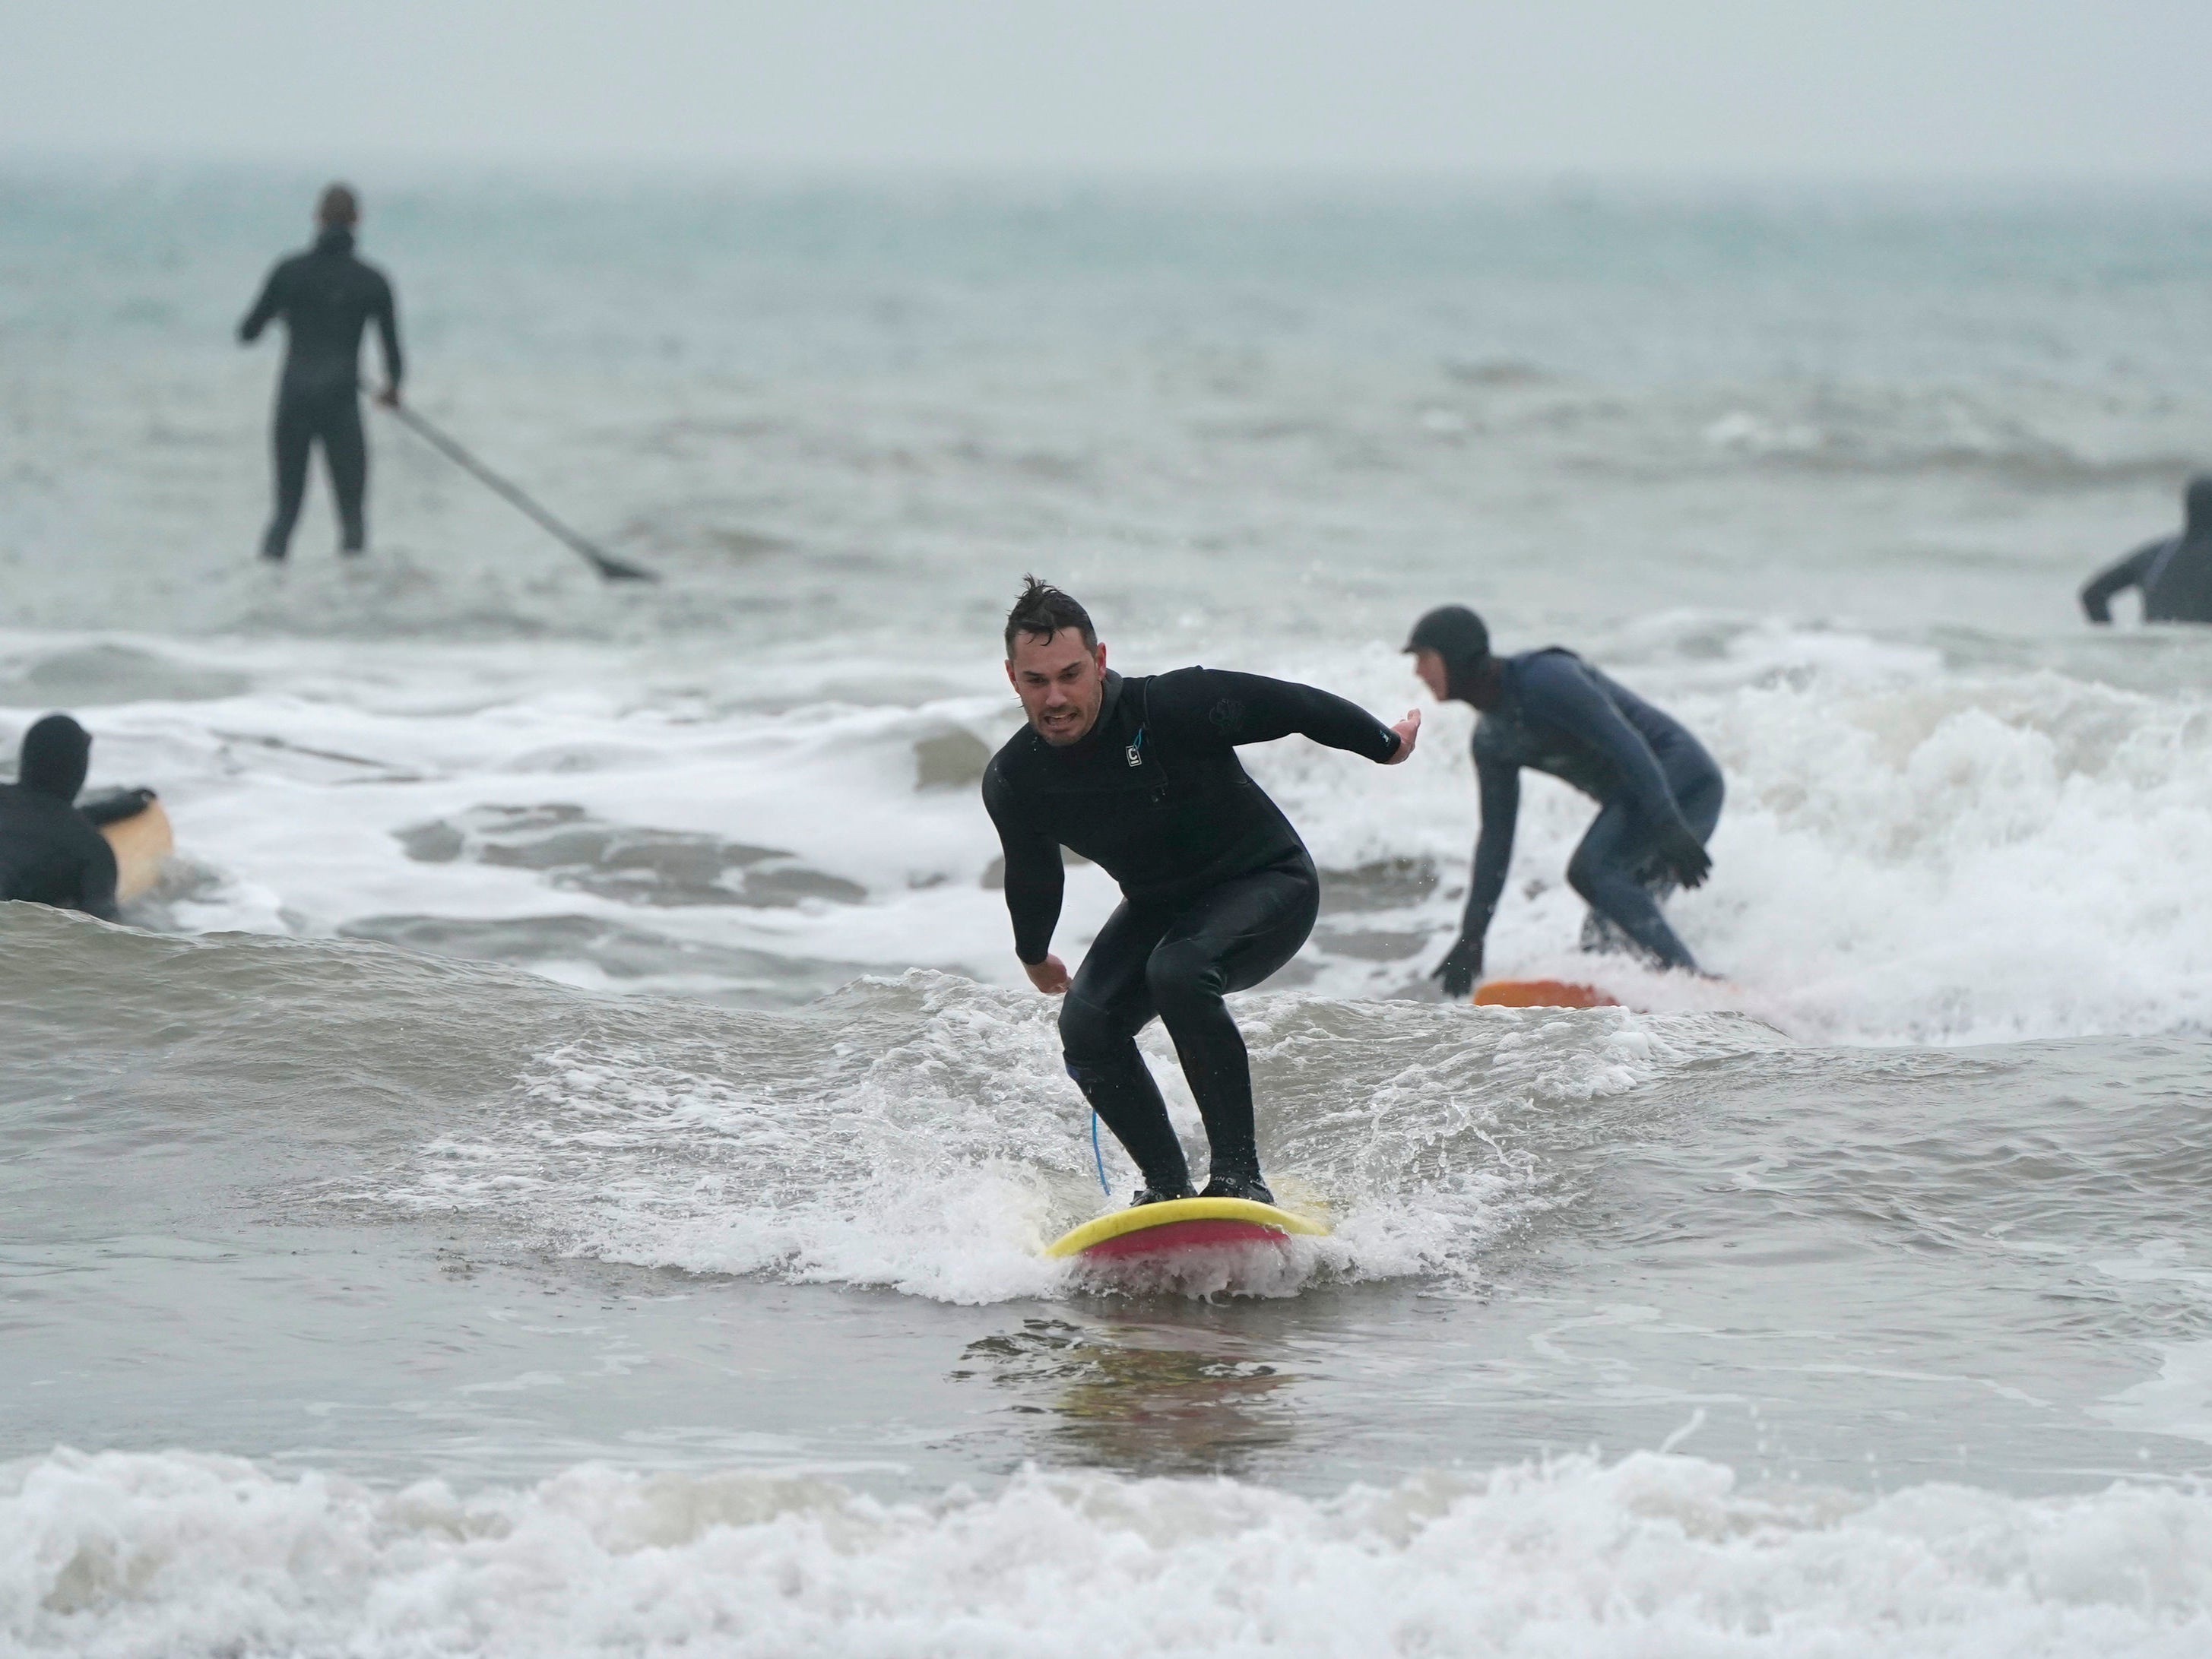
1405;606;1722;996
2081;475;2212;625
239;182;403;562
984;578;1420;1208
0;714;154;922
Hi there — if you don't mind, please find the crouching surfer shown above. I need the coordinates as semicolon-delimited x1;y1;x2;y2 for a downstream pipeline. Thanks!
0;714;157;922
1405;606;1722;997
984;578;1419;1208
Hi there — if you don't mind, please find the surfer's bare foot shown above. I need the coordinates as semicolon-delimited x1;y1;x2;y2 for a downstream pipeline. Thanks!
1200;1172;1275;1205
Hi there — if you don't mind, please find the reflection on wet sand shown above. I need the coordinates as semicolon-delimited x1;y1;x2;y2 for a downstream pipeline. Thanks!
951;1315;1304;1477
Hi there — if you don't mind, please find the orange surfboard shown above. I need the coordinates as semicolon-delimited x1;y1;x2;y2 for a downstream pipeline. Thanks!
1473;978;1618;1009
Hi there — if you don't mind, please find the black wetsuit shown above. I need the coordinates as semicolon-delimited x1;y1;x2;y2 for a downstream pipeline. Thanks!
2082;478;2212;625
1456;649;1722;977
0;716;121;922
239;226;403;559
983;667;1402;1198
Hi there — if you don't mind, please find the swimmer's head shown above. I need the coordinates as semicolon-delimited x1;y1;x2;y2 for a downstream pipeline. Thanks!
18;713;90;802
1404;605;1498;708
1003;576;1106;746
317;183;360;231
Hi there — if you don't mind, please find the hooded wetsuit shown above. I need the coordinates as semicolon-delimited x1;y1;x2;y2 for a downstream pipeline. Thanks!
1456;649;1721;977
0;715;120;922
2082;476;2212;625
239;226;403;559
983;666;1402;1198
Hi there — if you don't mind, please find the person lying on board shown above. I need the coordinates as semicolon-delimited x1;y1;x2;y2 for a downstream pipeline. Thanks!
984;578;1420;1208
2081;475;2212;625
1404;606;1722;997
0;714;156;922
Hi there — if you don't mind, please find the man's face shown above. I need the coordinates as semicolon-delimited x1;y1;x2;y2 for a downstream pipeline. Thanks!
1412;648;1450;701
1006;628;1108;746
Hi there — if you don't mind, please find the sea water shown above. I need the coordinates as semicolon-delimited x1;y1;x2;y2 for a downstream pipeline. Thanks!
5;163;2212;1654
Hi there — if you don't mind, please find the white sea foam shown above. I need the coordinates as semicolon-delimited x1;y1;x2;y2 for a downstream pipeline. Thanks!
8;1446;2212;1657
1242;622;2212;1043
10;614;2210;1043
364;972;1773;1303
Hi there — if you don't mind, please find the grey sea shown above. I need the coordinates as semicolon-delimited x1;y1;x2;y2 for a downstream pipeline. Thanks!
5;164;2212;1654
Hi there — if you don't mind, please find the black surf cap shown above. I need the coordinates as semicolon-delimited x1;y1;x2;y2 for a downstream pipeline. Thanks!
18;713;90;802
1402;605;1490;665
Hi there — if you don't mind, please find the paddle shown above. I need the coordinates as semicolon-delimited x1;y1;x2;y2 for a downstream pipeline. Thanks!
369;388;658;583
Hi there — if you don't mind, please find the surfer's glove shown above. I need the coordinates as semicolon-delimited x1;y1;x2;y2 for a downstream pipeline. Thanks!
1658;820;1713;890
79;786;159;828
1432;936;1482;1000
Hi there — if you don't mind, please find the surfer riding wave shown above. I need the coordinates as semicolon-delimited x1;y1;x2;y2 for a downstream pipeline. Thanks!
983;578;1419;1209
1406;605;1722;995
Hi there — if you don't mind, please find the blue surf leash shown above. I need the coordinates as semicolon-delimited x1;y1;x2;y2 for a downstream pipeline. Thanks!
1091;1111;1111;1195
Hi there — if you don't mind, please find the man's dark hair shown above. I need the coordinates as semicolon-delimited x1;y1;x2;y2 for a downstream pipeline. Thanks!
1003;575;1096;658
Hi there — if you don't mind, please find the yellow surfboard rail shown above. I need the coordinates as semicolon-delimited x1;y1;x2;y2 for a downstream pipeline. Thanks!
1044;1195;1329;1258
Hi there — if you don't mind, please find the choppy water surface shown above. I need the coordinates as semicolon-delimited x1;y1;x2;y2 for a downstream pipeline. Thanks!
5;166;2212;1654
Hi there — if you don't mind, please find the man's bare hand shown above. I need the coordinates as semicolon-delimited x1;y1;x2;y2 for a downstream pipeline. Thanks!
1023;954;1070;994
1383;709;1421;764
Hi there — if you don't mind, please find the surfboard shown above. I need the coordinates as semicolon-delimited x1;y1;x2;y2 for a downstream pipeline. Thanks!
1044;1195;1329;1262
99;799;173;903
1473;977;1618;1009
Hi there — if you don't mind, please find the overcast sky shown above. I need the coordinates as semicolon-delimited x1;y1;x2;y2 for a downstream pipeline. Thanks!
4;1;2207;179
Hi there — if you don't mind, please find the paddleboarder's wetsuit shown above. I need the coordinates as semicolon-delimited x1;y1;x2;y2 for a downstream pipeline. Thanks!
984;667;1402;1200
0;715;121;922
1446;649;1721;986
239;226;403;560
2082;476;2212;625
